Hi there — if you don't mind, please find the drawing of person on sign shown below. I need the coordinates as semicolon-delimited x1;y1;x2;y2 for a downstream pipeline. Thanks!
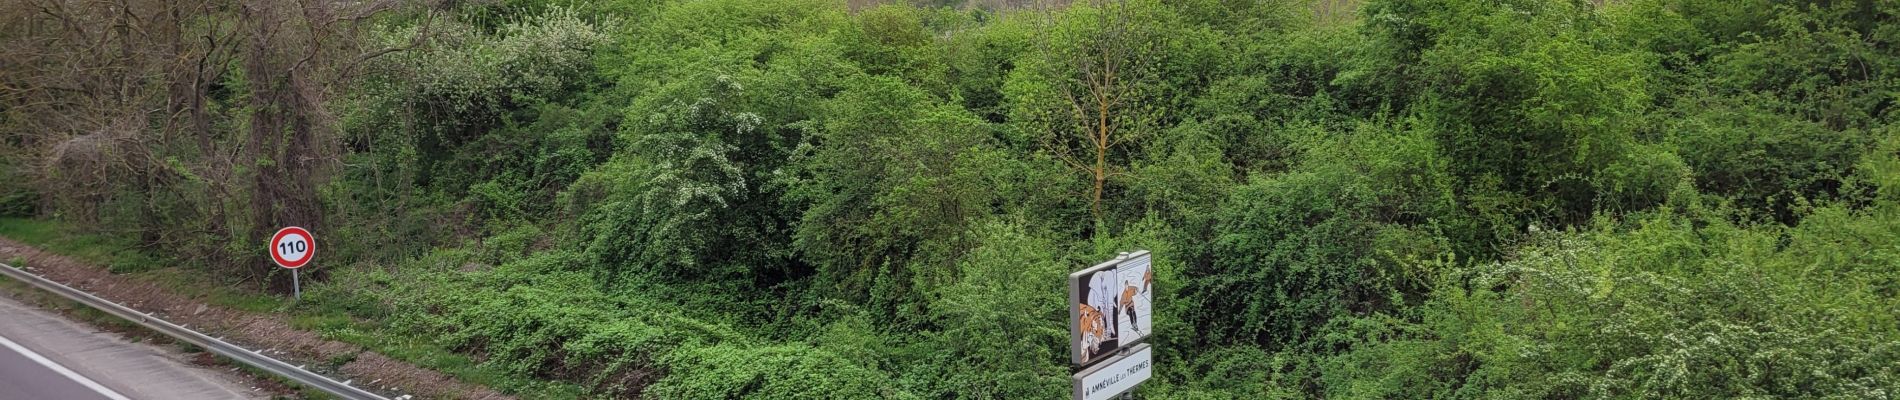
1115;255;1153;342
1078;269;1120;363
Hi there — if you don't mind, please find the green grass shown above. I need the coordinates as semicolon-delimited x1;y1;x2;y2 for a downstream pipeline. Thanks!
0;217;60;244
290;300;589;399
0;217;585;398
0;218;283;311
0;217;165;273
137;267;286;313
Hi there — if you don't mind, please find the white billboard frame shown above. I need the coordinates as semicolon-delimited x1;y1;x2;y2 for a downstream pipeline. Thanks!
1067;251;1154;367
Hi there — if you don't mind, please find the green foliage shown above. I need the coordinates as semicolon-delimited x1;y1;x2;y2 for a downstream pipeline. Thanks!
0;195;29;219
0;218;165;274
1702;1;1898;129
905;219;1069;398
1859;127;1900;201
785;75;1000;321
943;14;1032;123
1187;122;1455;347
1668;98;1866;220
606;0;848;98
578;75;789;283
249;0;1900;396
1153;345;1307;399
361;8;610;154
16;0;1900;398
1325;205;1900;398
1365;0;1662;226
0;156;35;217
648;344;904;399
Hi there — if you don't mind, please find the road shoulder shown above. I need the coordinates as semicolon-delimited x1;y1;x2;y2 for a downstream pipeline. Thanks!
0;293;266;399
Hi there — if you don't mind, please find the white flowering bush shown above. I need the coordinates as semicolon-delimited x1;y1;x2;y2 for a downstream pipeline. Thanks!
576;76;782;283
494;8;615;98
332;6;621;227
363;7;613;111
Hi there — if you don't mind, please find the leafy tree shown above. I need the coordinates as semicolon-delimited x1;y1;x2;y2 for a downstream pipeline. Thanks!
785;76;999;322
578;76;790;284
905;219;1069;398
1184;122;1455;348
1010;0;1178;225
1327;205;1900;398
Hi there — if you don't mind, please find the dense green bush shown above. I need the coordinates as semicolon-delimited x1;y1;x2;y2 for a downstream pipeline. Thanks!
1322;204;1900;398
647;343;903;399
577;75;785;283
785;75;1002;322
1668;99;1867;219
905;219;1070;398
1185;123;1455;348
348;7;615;191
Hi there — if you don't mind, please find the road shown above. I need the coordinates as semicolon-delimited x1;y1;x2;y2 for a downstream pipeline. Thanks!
0;333;124;400
0;293;261;400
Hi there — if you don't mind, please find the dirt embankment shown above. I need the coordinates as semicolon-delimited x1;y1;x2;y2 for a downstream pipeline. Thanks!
0;237;510;400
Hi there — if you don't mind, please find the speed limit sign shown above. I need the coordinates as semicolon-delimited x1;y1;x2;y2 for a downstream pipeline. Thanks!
269;226;315;269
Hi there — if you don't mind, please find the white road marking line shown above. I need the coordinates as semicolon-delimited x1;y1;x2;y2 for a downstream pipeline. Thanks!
0;333;132;400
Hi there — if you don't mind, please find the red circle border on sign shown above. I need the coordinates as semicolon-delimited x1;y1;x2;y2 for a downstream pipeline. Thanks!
270;226;314;269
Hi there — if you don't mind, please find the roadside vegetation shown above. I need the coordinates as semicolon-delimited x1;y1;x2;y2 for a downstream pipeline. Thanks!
3;0;1898;398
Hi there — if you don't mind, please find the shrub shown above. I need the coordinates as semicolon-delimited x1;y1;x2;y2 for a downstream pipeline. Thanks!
1327;206;1900;398
785;75;999;321
906;219;1069;398
578;76;784;284
1184;122;1455;348
647;344;906;399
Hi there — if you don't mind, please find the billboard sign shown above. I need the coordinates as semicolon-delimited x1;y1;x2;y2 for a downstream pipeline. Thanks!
1072;344;1153;400
1068;251;1153;366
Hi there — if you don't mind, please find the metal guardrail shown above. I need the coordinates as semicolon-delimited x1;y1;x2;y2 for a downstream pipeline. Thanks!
0;262;388;400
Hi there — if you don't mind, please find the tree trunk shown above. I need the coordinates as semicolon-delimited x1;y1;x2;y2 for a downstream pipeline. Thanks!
242;1;328;293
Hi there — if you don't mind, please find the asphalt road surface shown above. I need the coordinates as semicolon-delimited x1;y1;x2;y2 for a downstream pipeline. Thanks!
0;334;124;400
0;293;260;399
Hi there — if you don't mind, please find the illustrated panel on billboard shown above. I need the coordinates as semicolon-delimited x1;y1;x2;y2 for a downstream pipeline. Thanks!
1069;251;1154;366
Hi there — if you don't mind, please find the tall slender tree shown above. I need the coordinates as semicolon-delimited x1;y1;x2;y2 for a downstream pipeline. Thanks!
1034;0;1157;225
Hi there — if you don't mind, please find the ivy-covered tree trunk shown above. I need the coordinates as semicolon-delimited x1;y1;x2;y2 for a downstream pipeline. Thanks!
241;1;333;292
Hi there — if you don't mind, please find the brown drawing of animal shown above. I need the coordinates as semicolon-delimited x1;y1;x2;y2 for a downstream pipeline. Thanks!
1078;303;1109;357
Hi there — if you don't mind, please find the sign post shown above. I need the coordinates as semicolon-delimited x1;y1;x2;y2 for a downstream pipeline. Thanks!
1068;251;1154;400
268;226;315;300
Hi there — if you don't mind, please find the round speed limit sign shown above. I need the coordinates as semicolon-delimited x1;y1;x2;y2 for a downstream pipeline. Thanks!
269;226;315;269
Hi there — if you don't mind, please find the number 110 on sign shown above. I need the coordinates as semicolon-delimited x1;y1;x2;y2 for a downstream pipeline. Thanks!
278;240;307;256
269;226;314;269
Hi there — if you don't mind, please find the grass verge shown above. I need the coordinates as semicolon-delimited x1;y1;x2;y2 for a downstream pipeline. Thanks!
0;217;584;398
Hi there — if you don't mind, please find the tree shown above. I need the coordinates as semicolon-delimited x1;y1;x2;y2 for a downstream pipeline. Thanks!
1026;0;1164;225
0;0;424;289
579;75;787;284
235;0;425;289
785;75;999;322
